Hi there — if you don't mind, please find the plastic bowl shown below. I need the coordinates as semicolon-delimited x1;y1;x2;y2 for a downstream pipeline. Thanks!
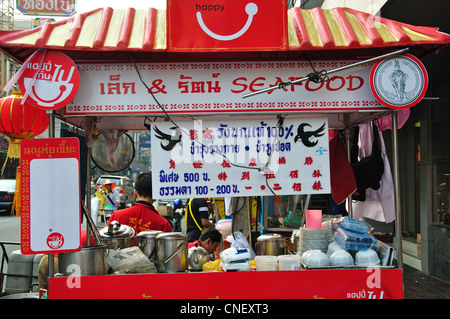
330;250;354;266
278;255;301;270
355;249;380;267
255;255;278;271
304;250;329;268
326;241;344;257
300;250;314;263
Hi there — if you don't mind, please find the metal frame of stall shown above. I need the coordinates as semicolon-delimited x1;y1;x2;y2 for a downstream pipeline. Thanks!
1;47;412;300
48;90;407;299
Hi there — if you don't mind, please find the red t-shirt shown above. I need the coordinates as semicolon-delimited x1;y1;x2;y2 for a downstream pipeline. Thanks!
108;201;172;233
188;240;202;249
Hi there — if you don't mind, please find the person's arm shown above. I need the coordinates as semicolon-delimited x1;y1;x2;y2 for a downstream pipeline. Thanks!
201;218;214;228
113;191;120;207
198;202;213;228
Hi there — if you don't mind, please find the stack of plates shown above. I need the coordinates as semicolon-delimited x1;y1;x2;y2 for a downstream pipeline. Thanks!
297;228;332;254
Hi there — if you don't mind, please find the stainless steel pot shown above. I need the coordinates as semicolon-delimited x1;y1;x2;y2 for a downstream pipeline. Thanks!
99;221;135;250
256;233;286;256
155;232;187;273
188;243;210;271
58;245;107;276
136;230;162;261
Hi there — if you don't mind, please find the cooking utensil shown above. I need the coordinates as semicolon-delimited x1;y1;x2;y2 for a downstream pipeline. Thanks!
155;232;187;273
58;245;108;276
188;243;210;271
256;233;286;256
99;220;135;250
136;230;162;261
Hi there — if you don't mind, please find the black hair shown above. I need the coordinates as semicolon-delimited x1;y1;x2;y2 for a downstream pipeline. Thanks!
199;227;222;244
134;172;153;198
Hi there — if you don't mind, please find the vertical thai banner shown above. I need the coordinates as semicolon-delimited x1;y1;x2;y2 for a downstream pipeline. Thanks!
20;138;81;255
167;0;287;51
151;118;330;199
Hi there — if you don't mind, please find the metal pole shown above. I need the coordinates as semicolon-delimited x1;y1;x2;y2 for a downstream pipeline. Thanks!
86;147;92;246
343;114;353;218
242;48;409;98
47;111;55;278
391;111;403;269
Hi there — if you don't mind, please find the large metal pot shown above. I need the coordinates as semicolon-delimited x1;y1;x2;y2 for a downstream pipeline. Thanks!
99;221;135;250
136;230;162;261
188;243;210;271
155;232;187;273
256;233;286;256
58;245;108;276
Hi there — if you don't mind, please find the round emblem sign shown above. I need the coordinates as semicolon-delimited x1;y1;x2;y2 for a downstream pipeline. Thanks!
18;51;80;110
46;232;64;250
370;54;428;109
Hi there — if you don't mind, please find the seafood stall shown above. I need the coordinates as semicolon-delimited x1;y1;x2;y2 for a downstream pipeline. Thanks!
0;2;449;299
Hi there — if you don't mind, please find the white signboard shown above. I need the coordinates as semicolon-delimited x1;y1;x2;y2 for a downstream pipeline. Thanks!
151;118;330;199
21;138;81;255
65;60;385;116
30;158;80;252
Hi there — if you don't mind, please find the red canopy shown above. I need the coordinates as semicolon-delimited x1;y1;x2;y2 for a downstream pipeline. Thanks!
0;7;449;62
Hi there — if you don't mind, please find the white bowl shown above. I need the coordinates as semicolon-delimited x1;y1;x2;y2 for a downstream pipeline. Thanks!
326;241;344;257
330;250;354;266
304;250;329;268
355;249;380;267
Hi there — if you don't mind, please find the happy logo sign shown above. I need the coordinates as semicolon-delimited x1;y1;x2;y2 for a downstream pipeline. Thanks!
168;0;287;51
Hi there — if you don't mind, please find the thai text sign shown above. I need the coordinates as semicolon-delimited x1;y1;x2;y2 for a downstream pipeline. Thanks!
16;0;76;16
20;137;81;255
167;0;287;51
151;118;330;199
64;60;385;116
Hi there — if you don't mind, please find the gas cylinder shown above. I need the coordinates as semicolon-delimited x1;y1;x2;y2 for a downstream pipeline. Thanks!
5;250;34;294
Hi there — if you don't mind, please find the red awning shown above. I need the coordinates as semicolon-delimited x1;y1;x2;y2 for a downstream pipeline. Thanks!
0;6;449;62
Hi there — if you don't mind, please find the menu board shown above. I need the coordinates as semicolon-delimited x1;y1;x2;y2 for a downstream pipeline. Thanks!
151;118;330;199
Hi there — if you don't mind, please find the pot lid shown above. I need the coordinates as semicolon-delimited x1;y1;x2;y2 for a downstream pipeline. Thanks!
100;221;135;239
257;233;285;242
136;230;163;238
155;232;187;240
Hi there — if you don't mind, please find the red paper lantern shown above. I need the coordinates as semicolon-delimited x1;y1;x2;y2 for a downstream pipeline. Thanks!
0;91;49;160
0;91;49;216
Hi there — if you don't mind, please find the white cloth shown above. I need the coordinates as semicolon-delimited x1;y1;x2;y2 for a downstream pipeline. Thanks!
352;123;396;223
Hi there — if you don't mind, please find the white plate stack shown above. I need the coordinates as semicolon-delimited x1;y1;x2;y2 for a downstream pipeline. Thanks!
297;228;332;255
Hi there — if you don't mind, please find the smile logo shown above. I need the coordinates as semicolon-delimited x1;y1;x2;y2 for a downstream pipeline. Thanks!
18;51;80;110
46;232;64;250
196;3;258;41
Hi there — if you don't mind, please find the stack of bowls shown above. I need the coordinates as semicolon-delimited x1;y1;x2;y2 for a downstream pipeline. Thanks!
301;250;330;268
326;241;345;257
355;249;381;267
329;250;354;267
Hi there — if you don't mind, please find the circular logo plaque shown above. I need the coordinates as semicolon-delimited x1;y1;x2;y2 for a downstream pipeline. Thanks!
370;54;428;109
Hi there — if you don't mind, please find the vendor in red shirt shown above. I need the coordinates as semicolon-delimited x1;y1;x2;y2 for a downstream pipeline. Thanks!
108;172;172;233
188;227;222;254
